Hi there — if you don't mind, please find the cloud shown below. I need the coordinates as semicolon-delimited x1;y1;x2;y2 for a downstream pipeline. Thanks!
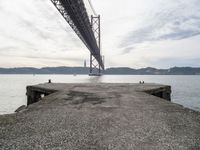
152;57;200;69
0;46;20;52
0;0;200;68
119;0;200;53
122;47;136;54
23;55;84;62
0;0;88;67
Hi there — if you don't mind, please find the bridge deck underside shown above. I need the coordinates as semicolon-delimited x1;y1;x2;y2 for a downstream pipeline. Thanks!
51;0;104;69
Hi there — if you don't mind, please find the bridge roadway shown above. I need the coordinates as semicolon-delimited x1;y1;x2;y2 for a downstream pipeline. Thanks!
51;0;104;70
0;83;200;149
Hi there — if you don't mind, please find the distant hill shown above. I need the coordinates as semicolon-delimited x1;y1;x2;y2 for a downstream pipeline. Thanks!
0;67;89;74
102;67;200;75
0;66;200;75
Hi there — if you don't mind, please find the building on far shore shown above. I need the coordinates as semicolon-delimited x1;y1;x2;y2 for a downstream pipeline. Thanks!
84;60;87;68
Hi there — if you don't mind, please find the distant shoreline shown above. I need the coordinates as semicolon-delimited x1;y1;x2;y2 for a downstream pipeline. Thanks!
0;66;200;75
0;74;200;76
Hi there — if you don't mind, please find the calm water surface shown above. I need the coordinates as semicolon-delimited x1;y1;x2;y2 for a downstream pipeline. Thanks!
0;75;200;114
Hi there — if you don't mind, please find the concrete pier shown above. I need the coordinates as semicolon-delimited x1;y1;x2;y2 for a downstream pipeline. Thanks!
26;83;171;105
0;83;200;149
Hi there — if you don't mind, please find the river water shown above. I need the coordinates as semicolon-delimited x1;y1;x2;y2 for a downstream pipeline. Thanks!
0;75;200;114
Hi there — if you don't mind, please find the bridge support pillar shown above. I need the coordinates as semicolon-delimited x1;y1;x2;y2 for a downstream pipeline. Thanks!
89;54;101;76
89;15;104;76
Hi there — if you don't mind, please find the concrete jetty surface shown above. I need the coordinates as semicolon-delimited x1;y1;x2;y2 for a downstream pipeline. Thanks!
0;83;200;149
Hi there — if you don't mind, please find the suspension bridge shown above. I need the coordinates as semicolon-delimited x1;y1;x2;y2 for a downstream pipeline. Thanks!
50;0;104;75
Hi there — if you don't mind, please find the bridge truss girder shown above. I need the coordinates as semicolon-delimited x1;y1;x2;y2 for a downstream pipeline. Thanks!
50;0;104;72
90;15;103;75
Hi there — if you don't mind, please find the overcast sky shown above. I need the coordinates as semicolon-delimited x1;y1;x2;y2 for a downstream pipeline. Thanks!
0;0;200;68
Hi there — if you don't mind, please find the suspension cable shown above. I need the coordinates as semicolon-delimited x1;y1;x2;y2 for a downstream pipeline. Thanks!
88;0;98;16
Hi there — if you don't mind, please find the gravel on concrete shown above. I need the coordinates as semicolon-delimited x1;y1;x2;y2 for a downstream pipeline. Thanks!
0;83;200;150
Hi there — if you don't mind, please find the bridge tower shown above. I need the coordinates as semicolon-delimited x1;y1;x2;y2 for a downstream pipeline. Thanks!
50;0;104;75
89;15;103;76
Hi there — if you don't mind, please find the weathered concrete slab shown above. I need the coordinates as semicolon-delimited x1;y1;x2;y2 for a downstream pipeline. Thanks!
0;83;200;150
26;83;171;105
